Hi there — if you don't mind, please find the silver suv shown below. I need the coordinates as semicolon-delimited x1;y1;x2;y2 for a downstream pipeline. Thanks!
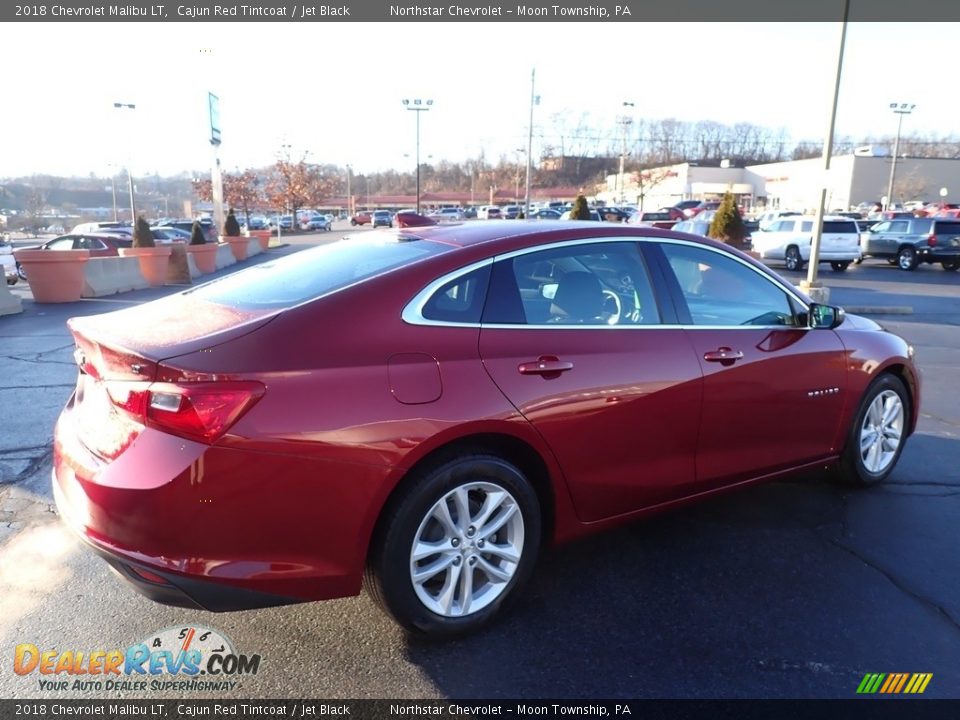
860;216;960;271
372;210;393;228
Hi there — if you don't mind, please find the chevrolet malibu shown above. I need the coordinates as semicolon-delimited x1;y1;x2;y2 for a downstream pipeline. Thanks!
53;221;919;636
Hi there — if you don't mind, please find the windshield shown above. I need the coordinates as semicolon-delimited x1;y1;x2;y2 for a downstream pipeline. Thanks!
187;235;449;310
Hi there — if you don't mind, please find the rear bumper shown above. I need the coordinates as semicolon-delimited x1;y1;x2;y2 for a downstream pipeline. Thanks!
917;246;960;263
52;399;385;611
55;473;302;611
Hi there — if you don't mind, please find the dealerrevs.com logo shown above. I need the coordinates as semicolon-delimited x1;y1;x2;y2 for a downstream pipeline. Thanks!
13;626;261;692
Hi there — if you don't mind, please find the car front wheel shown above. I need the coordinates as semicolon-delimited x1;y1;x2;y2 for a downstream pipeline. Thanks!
784;245;804;272
835;374;910;487
366;454;541;636
897;246;918;271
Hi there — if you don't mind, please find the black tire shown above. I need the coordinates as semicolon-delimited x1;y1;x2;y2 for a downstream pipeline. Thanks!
897;246;918;271
366;454;541;637
17;263;26;281
350;219;358;226
941;262;959;272
834;374;910;487
831;261;851;272
784;245;804;272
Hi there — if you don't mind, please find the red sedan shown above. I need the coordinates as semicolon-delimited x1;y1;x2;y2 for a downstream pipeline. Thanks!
53;221;919;636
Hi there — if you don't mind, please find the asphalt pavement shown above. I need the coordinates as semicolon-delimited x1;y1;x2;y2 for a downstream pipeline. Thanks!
1;239;958;700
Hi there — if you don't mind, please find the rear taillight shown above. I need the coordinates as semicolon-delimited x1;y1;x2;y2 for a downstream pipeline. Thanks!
107;381;264;444
928;234;937;247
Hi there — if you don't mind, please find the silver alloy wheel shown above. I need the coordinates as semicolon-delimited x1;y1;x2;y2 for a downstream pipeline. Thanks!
409;481;525;618
785;246;801;271
898;247;916;270
859;389;904;474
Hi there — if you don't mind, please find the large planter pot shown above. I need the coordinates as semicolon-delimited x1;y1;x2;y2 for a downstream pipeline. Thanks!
223;235;249;261
185;243;218;274
118;246;172;287
165;242;191;284
248;229;271;252
13;248;90;303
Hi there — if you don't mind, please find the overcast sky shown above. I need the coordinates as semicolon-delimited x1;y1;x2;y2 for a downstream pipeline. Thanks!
4;22;957;179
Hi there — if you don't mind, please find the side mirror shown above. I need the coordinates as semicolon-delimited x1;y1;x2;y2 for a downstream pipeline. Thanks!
807;302;845;330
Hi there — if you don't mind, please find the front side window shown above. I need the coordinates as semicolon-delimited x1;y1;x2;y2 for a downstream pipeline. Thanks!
661;243;797;327
483;242;660;326
47;237;76;250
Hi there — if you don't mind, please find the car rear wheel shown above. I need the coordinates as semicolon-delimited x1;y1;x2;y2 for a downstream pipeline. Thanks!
830;261;851;272
784;245;804;272
941;262;959;272
897;246;918;271
835;374;909;487
366;454;541;636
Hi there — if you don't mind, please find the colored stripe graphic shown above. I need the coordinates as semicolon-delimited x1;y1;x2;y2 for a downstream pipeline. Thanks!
856;673;932;694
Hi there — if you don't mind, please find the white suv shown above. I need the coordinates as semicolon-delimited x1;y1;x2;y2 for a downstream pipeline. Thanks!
750;215;861;272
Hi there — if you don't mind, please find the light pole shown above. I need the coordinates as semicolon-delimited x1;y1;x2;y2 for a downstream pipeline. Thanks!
345;164;352;217
107;164;119;221
402;98;433;214
940;187;948;211
113;102;136;222
885;102;915;211
514;149;526;204
618;101;635;205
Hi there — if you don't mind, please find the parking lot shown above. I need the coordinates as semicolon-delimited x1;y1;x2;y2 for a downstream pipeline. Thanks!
1;233;958;699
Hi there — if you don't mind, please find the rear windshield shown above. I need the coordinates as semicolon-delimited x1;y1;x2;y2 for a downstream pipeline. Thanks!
933;221;960;235
187;235;448;309
823;221;858;233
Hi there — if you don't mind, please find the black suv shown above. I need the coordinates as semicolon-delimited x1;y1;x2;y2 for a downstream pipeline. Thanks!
860;216;960;271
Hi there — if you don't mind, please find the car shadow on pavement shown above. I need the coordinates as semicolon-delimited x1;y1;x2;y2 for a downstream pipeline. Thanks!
401;441;960;699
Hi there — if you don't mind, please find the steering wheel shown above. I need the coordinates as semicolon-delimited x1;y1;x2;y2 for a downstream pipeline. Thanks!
602;290;622;325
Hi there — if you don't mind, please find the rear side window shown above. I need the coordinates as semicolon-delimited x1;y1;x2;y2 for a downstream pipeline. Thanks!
422;265;491;323
933;220;960;236
823;221;857;234
189;236;449;309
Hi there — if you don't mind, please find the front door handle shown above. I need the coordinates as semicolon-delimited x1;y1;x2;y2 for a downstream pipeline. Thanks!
518;356;574;376
703;347;744;364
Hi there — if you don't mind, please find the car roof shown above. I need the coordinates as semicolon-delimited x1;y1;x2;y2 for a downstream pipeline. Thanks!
389;218;724;253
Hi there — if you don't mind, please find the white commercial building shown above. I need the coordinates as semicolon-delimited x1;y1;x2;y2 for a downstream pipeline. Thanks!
599;155;960;212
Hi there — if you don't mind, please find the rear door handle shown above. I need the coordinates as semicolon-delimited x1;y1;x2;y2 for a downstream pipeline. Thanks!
518;356;574;376
703;347;744;364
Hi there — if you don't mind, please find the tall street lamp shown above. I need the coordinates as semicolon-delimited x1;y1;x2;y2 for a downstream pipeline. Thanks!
618;101;635;205
113;102;136;222
885;102;915;211
402;98;433;214
345;164;352;217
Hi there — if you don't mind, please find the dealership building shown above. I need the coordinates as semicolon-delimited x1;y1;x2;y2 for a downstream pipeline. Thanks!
600;155;960;212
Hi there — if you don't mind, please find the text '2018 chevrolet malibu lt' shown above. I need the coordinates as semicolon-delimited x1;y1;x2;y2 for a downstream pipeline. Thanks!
54;221;919;636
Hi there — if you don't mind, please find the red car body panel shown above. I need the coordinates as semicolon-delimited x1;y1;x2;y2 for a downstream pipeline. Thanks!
52;221;921;611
